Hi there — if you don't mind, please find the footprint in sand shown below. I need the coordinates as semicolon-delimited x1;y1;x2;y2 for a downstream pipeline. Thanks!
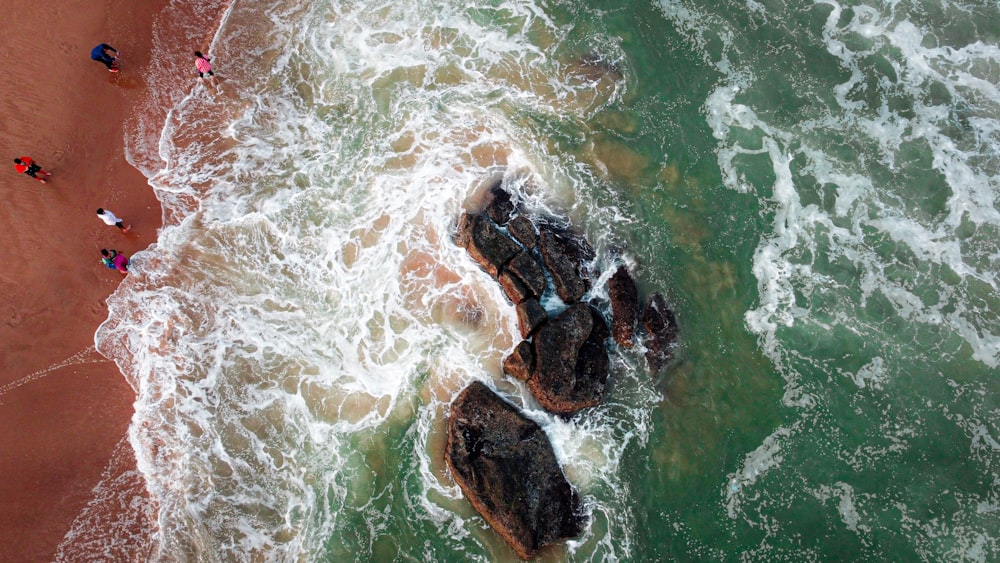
6;306;22;327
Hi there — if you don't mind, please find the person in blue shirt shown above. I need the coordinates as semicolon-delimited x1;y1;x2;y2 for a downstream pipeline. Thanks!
91;43;119;72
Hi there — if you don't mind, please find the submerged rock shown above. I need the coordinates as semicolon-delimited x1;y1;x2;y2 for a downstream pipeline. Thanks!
446;381;586;560
642;293;679;374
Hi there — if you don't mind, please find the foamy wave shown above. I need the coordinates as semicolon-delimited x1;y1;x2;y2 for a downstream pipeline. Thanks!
98;0;657;559
660;0;1000;557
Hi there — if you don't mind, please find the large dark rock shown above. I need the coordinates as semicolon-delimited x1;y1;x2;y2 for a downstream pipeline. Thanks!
529;303;610;415
455;213;522;278
446;381;585;560
608;265;639;348
507;215;538;250
642;293;679;374
538;225;593;304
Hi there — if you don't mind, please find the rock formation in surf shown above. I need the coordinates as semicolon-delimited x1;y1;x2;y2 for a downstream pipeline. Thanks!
445;381;585;560
455;185;611;415
608;265;639;349
446;178;681;558
456;180;681;396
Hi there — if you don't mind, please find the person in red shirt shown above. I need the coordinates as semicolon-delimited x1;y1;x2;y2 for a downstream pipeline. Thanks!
13;157;52;184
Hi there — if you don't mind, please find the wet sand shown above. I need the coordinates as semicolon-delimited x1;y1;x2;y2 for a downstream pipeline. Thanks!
0;0;168;560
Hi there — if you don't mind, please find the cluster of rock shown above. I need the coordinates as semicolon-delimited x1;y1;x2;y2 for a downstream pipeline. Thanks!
445;180;679;559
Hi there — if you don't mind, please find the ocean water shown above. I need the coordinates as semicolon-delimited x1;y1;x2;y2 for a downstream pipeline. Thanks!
73;0;1000;560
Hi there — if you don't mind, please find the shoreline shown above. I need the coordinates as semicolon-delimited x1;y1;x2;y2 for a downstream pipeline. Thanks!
0;1;169;560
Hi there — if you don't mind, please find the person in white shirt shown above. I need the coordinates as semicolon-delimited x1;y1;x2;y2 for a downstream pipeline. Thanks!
96;208;131;232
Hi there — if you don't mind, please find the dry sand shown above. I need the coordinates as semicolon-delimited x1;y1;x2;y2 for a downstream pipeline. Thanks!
0;0;170;560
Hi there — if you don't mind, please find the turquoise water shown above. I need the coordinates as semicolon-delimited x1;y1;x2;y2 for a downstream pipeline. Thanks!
89;0;1000;560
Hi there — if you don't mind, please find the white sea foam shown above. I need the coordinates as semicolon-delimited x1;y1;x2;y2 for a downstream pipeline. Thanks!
95;0;658;559
665;0;1000;382
659;0;1000;557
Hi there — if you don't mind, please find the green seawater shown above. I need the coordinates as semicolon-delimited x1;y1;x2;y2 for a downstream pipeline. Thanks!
358;0;995;556
113;0;1000;560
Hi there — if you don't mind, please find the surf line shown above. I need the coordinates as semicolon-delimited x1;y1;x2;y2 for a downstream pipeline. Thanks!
0;346;112;402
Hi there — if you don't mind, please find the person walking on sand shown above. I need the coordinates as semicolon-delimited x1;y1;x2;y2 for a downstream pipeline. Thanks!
91;43;120;72
13;157;52;184
100;249;129;274
195;51;217;84
96;208;131;232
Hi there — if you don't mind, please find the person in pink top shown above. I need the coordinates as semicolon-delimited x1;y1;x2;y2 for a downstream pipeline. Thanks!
195;51;216;85
100;249;130;274
112;251;130;274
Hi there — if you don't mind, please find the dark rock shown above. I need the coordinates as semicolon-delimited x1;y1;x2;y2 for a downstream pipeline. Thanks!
458;213;522;278
576;305;611;393
483;181;515;225
516;298;548;339
642;293;679;374
503;341;534;382
538;225;594;304
507;215;538;250
608;266;639;348
530;303;609;415
446;381;585;560
498;270;530;304
505;251;547;300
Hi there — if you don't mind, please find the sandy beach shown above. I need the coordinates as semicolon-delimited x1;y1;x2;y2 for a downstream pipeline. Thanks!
0;0;168;560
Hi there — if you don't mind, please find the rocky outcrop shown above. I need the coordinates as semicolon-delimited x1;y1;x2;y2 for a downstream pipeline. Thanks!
482;180;515;225
498;251;547;306
457;206;609;416
642;293;679;374
608;265;639;348
446;381;586;560
528;303;610;415
448;179;682;558
506;252;547;299
456;213;521;278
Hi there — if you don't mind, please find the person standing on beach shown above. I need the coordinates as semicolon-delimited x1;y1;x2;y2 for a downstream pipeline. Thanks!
100;249;116;269
13;157;52;184
91;43;120;72
100;249;130;274
96;208;131;232
195;51;217;85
